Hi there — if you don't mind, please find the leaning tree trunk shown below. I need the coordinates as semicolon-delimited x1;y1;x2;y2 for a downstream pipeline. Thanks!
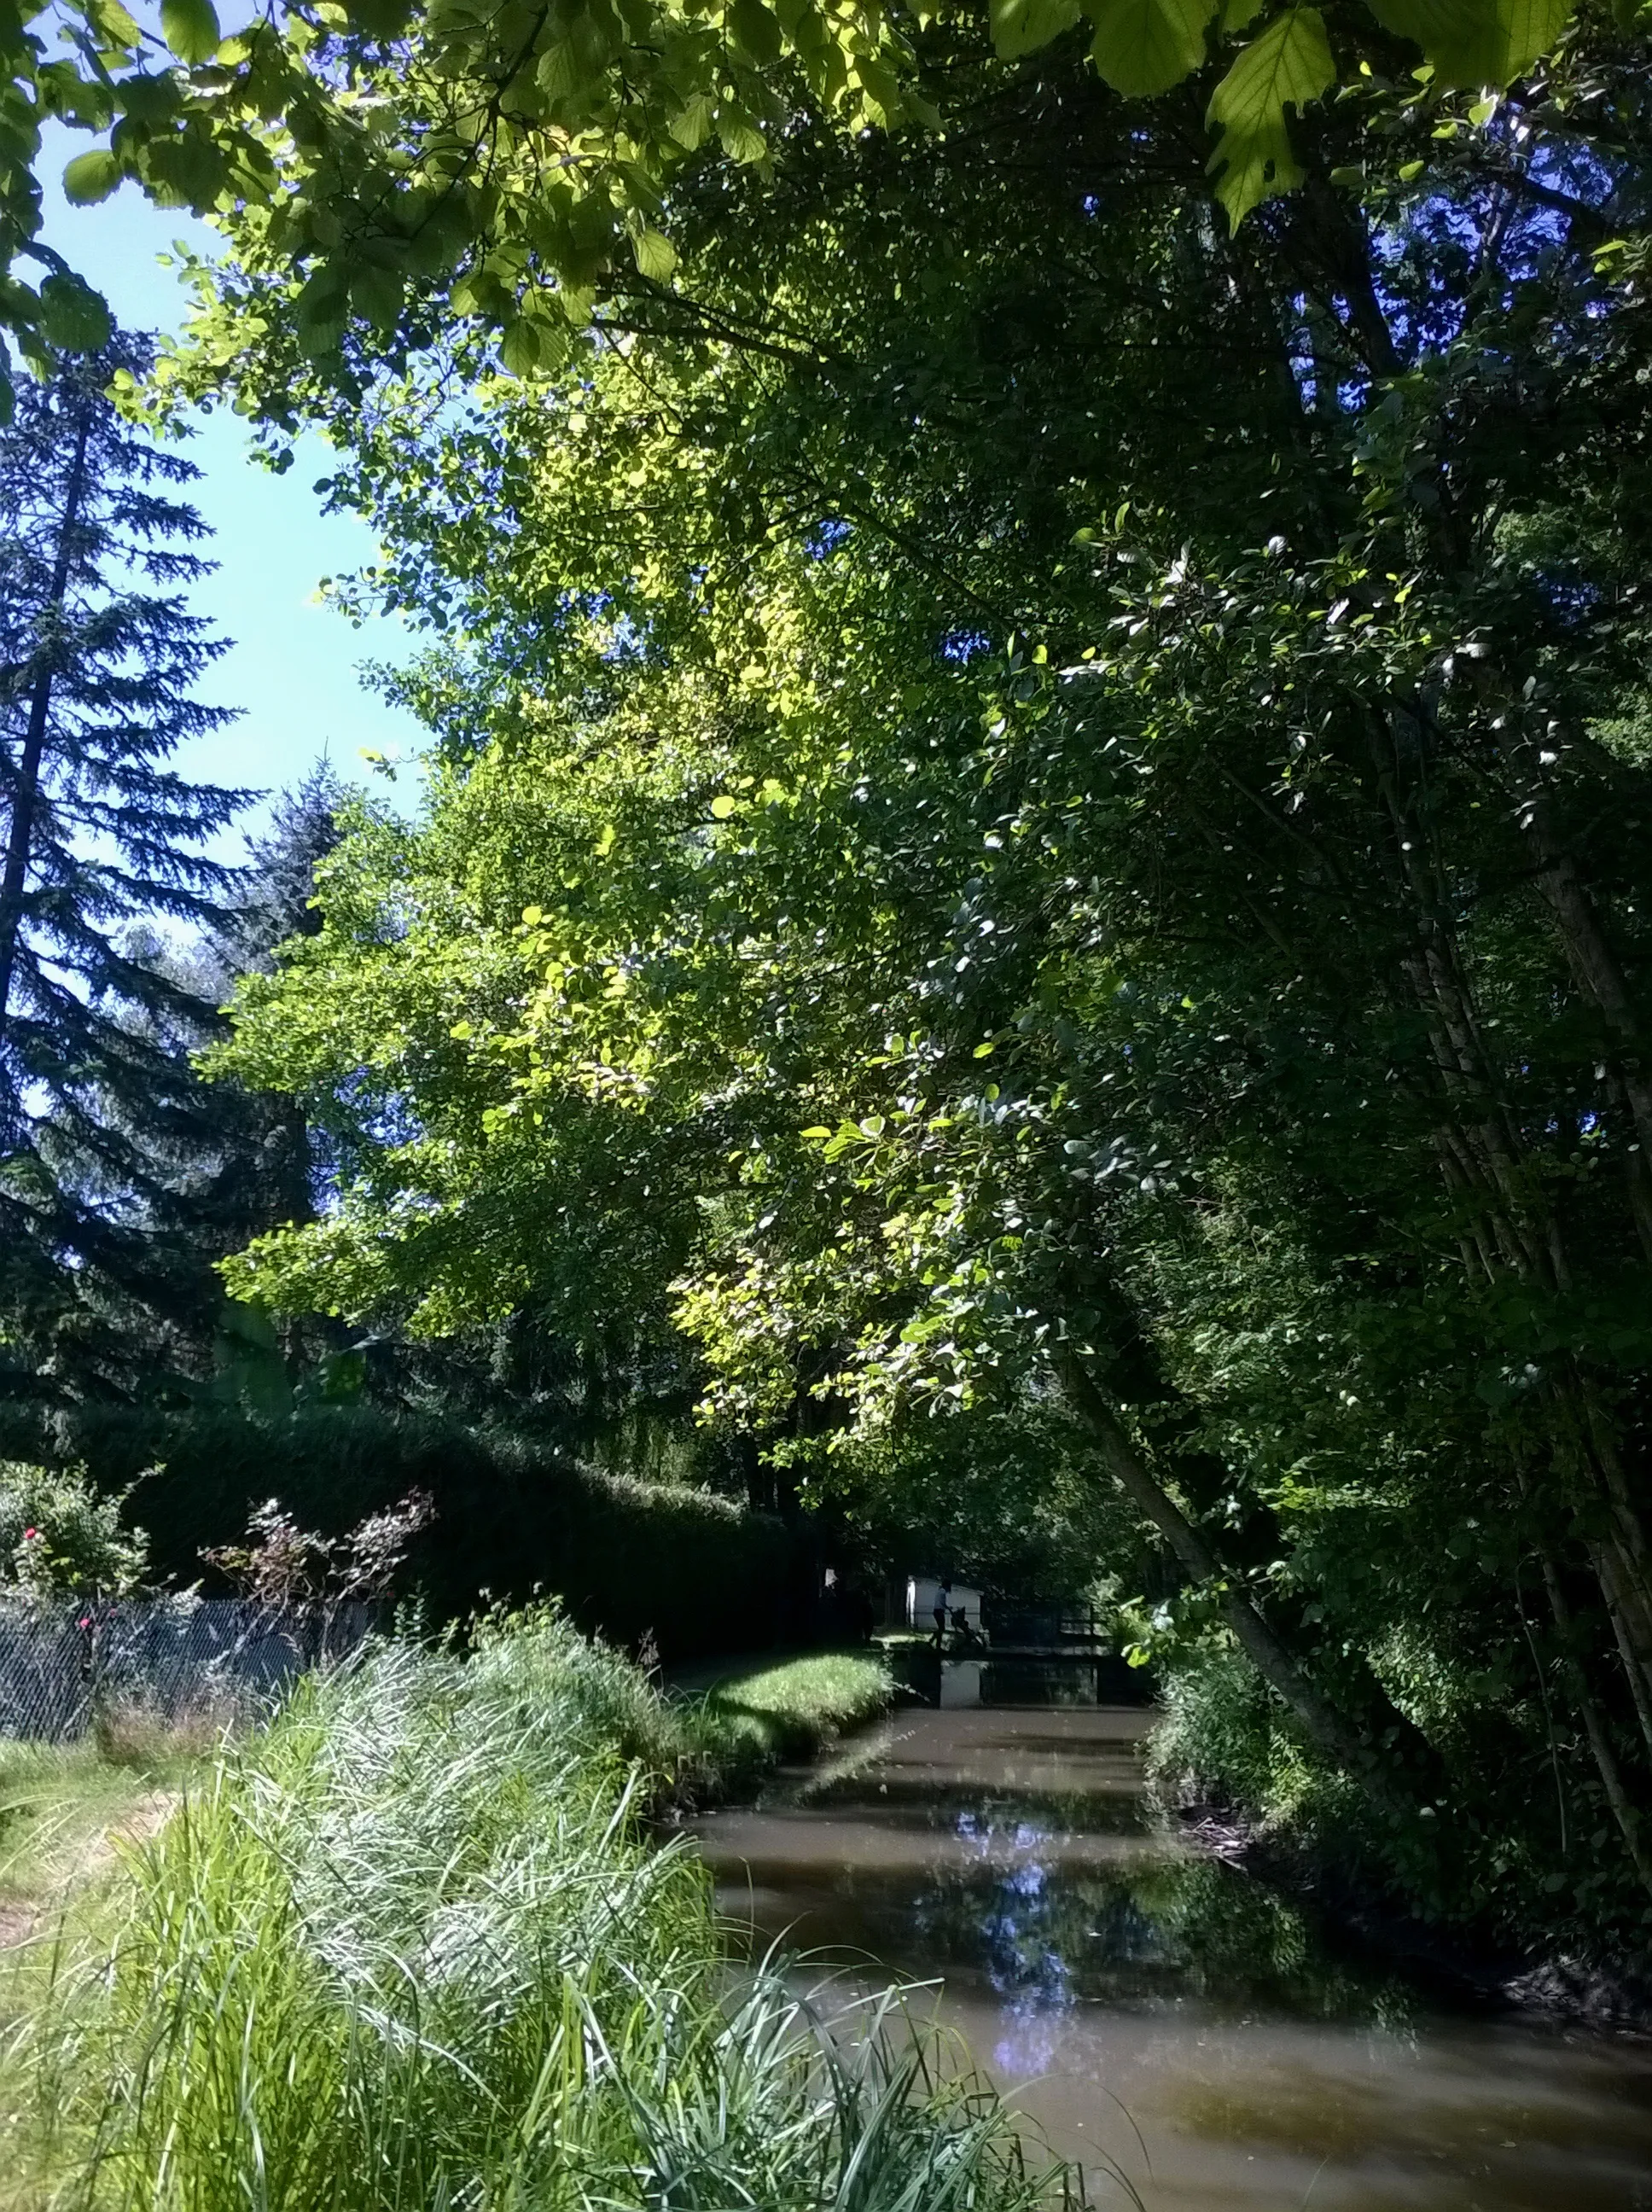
1052;1342;1427;1822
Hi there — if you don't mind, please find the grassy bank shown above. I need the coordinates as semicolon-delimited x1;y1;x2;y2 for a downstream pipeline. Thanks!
3;1614;1068;2212
679;1649;894;1797
0;1729;201;1948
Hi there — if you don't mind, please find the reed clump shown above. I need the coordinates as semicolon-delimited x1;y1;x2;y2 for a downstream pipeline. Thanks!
9;1607;1074;2212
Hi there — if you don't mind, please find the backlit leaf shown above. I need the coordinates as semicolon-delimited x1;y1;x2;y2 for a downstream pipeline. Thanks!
1087;0;1217;96
730;0;783;65
1206;5;1334;229
500;317;545;374
990;0;1082;61
160;0;221;63
1364;0;1573;85
717;108;768;163
631;228;677;281
62;148;123;205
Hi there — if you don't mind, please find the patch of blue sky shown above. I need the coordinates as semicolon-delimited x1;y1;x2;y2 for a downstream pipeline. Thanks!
35;121;428;854
806;517;852;557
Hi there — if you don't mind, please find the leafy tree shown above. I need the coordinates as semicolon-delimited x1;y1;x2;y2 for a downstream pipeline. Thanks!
0;336;247;1402
0;0;1616;414
210;0;1652;1946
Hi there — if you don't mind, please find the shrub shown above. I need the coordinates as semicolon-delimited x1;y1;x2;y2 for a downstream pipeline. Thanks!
0;1464;148;1599
1146;1637;1321;1824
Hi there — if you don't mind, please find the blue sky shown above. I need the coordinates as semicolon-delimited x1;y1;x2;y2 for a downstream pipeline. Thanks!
38;123;428;850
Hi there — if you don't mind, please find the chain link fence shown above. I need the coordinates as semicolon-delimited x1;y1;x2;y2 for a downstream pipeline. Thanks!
0;1596;373;1742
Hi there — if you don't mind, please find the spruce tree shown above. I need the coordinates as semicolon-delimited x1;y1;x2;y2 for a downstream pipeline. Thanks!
189;763;347;1253
0;335;247;1404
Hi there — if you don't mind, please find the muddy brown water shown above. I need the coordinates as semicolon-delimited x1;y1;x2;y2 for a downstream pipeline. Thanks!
689;1684;1652;2210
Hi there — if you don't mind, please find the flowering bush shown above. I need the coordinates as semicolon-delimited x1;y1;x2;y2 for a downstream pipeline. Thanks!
0;1460;152;1598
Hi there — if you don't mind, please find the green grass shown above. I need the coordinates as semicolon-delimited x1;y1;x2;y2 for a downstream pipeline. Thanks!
1;1723;218;2212
3;1612;1073;2212
0;1720;208;1932
683;1650;895;1795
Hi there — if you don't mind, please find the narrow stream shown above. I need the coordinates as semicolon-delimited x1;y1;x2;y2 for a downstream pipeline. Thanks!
690;1679;1652;2210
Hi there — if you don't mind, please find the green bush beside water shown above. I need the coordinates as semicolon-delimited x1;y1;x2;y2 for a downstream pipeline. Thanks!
6;1615;1060;2212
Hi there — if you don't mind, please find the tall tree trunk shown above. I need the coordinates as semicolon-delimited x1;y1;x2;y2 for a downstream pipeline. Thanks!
1373;709;1652;1783
1052;1342;1424;1820
1533;1538;1652;1898
0;403;91;1053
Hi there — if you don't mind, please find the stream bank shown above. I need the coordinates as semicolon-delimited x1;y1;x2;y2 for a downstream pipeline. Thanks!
689;1677;1652;2210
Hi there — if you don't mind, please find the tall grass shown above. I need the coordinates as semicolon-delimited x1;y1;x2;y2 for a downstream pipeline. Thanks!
10;1610;1074;2212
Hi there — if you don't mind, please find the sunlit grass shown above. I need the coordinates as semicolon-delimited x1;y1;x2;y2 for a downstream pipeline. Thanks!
684;1650;894;1796
4;1613;1073;2212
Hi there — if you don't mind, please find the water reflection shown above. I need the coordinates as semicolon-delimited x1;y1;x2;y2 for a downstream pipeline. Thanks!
691;1702;1652;2210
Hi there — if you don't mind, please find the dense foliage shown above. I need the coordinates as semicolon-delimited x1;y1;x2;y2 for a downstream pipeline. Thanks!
0;0;1603;422
197;0;1652;1956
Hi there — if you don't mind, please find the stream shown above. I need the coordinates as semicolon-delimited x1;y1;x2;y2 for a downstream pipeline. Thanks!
689;1670;1652;2210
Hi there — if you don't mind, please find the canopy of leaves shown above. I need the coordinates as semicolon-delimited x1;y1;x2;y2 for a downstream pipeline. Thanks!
0;0;1622;414
204;9;1652;1943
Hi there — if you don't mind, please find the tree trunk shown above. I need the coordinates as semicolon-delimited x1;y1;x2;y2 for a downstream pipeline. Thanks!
1053;1342;1422;1820
1534;1543;1652;1898
0;403;91;1053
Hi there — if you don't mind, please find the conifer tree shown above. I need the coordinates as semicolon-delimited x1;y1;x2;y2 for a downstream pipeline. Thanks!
188;763;346;1252
0;335;247;1403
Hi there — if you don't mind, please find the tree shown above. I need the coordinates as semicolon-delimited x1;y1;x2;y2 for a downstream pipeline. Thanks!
192;763;347;1247
0;335;247;1402
209;13;1652;1948
0;0;1614;417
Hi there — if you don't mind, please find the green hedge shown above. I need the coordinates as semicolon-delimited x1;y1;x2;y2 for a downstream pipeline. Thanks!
0;1403;794;1662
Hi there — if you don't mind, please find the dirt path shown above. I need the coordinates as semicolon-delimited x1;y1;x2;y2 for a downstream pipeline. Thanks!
0;1789;176;1952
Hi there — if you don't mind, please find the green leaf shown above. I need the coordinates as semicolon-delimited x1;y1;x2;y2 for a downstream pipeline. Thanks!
499;316;546;374
1363;0;1572;87
668;92;715;149
86;0;143;46
1087;0;1217;96
710;793;738;818
730;0;783;65
990;0;1082;60
62;148;123;205
37;273;113;352
339;0;415;32
1206;5;1335;230
160;0;221;63
717;108;768;163
631;227;677;281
